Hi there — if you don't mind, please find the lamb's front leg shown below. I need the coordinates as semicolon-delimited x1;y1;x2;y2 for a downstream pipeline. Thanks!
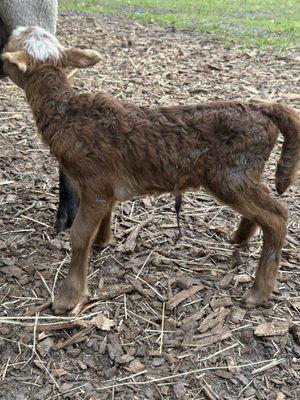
52;199;110;315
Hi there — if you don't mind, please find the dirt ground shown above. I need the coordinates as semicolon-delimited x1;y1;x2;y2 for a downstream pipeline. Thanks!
0;10;299;400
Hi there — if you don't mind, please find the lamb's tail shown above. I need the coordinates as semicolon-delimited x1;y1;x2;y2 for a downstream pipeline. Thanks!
256;102;300;194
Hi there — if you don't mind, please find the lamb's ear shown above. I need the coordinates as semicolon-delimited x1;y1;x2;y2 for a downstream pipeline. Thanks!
1;51;29;73
62;48;100;68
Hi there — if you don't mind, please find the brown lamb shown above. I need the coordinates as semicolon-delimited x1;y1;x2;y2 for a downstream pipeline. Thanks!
2;27;300;315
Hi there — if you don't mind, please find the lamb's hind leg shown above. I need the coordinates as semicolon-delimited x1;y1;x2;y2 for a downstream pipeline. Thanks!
52;199;111;315
238;187;287;305
229;217;258;244
229;184;270;244
93;203;115;248
242;194;287;306
210;182;287;306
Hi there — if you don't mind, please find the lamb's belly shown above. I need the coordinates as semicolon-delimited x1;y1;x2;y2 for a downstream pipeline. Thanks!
114;185;137;202
114;178;201;202
114;177;146;202
114;184;167;202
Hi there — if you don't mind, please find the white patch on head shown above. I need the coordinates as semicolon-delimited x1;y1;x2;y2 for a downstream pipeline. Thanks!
12;26;63;61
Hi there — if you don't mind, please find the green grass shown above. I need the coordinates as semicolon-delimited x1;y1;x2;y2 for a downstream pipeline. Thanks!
59;0;300;49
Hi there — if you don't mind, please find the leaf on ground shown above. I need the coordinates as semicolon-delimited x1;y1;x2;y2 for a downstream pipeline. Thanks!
90;314;115;331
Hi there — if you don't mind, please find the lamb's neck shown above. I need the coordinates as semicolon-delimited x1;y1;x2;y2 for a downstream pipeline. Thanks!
25;67;72;138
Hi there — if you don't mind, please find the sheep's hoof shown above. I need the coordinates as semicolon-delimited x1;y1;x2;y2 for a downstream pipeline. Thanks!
55;202;79;233
55;216;71;233
228;232;249;245
228;232;241;244
93;238;112;249
52;286;89;315
55;210;77;233
241;287;269;308
93;230;112;249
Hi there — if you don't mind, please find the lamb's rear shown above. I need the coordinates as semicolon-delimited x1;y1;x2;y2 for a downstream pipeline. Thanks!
252;102;300;194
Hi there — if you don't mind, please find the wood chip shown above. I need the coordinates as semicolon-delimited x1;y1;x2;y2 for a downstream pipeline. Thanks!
99;283;134;300
167;284;204;310
36;321;76;332
115;354;135;364
125;359;145;373
212;369;233;379
127;276;149;298
201;383;218;400
25;301;52;316
233;273;252;285
255;321;290;337
226;356;236;374
173;382;186;400
276;392;286;400
188;326;231;349
230;306;246;323
219;273;234;289
179;306;207;327
198;307;229;333
210;297;233;309
53;327;92;350
53;368;69;378
119;217;153;252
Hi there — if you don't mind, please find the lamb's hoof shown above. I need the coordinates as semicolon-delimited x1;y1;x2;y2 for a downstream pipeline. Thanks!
55;211;76;233
55;216;69;233
93;239;111;249
228;233;240;244
55;204;78;233
52;287;89;315
228;232;248;245
93;230;112;249
241;288;269;308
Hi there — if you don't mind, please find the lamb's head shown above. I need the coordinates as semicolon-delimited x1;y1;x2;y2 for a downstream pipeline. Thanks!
1;26;100;87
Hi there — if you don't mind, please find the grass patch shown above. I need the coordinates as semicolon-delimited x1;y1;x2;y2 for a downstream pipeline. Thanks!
59;0;300;48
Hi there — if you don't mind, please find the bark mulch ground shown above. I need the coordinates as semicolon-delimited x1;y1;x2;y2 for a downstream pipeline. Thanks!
0;10;299;400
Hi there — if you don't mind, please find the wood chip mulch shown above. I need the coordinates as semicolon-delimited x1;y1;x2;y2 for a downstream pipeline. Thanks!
0;10;299;400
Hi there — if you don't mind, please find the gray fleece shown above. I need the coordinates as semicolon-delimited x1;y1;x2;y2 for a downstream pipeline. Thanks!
0;0;58;34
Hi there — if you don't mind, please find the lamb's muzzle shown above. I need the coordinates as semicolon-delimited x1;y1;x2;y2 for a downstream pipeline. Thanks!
3;27;299;315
